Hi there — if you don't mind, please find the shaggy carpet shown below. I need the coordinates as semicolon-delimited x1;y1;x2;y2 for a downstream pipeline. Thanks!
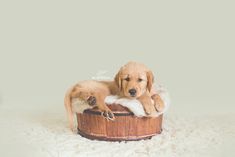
0;105;234;157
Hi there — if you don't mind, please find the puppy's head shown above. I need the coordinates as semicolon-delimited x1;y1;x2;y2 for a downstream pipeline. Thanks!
115;61;154;98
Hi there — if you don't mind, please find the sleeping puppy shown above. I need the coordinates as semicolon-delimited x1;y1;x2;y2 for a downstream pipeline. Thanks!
114;61;164;115
64;61;164;131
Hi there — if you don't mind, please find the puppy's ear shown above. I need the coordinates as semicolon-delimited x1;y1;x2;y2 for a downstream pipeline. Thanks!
114;71;122;90
147;71;154;92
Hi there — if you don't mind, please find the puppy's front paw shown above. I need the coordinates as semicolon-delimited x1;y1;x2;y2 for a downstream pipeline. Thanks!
154;102;164;112
101;109;115;121
152;94;164;112
144;104;156;116
140;98;156;116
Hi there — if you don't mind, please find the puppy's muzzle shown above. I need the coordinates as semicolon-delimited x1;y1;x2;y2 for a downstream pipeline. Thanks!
129;88;137;97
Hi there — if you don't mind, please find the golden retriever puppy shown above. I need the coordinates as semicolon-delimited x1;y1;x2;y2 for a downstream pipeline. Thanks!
115;61;164;115
64;61;164;131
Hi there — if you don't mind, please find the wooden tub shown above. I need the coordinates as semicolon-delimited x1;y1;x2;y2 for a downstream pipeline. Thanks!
77;104;163;141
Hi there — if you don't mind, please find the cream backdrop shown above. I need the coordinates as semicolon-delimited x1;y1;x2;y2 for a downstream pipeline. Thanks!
0;0;234;115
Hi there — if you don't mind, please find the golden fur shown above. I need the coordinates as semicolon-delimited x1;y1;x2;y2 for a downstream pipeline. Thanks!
64;61;164;131
115;62;161;115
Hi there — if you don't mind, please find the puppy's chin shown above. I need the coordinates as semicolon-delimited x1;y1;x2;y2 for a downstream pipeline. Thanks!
129;95;138;99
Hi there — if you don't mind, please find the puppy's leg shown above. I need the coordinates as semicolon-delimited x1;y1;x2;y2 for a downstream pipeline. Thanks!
151;94;164;112
71;86;115;121
93;94;115;121
137;92;156;116
71;87;96;106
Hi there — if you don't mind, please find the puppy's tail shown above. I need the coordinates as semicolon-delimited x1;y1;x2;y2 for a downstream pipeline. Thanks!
64;85;76;131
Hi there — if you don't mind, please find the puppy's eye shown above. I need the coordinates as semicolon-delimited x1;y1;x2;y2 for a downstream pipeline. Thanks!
124;78;130;81
138;78;143;82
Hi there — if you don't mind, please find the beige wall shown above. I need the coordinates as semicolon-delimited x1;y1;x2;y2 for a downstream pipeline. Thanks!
0;1;234;114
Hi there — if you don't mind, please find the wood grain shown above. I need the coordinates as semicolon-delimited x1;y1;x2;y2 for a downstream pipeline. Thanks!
77;104;163;141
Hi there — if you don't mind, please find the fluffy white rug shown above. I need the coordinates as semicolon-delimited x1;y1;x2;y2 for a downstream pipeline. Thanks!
0;105;234;157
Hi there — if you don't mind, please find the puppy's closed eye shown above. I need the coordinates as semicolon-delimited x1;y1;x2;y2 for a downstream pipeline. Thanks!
124;78;130;81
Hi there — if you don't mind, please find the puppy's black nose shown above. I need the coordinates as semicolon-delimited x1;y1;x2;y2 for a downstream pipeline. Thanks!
129;89;136;96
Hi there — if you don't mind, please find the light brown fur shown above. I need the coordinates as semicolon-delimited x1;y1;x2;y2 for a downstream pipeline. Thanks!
64;80;118;131
114;61;164;115
64;62;164;131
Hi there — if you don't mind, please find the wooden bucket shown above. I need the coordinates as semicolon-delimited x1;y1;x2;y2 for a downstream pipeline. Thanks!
77;104;163;141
